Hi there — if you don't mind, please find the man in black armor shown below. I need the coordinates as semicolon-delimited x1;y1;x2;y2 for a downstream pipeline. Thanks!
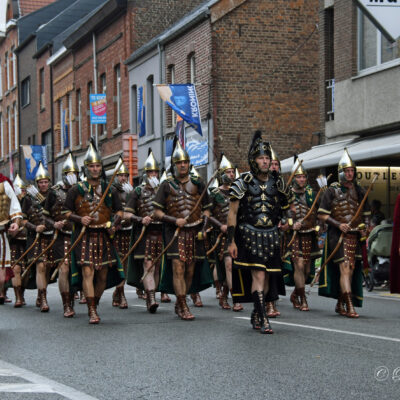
43;153;79;318
111;157;133;309
228;131;292;334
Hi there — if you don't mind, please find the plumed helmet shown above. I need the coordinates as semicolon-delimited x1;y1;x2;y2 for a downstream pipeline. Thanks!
248;130;271;175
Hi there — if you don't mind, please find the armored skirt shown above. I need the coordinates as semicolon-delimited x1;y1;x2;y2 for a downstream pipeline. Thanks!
232;224;284;303
126;224;163;290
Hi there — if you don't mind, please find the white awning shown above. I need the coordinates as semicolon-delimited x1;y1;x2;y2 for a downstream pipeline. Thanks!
280;132;400;173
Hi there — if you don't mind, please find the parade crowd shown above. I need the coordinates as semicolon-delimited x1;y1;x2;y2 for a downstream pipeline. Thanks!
0;131;379;334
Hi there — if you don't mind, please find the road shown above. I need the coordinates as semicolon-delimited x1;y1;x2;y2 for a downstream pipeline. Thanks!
1;285;399;400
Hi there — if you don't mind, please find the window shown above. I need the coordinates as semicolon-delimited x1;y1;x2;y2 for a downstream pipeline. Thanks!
13;101;17;149
167;65;176;127
88;81;93;138
358;8;399;72
7;106;11;153
5;52;8;90
0;58;2;97
68;94;73;148
131;85;137;134
146;75;154;135
11;46;16;87
39;68;45;109
0;113;3;158
188;53;196;84
100;73;107;136
115;65;121;128
76;89;82;146
21;77;30;107
42;130;52;162
59;99;64;152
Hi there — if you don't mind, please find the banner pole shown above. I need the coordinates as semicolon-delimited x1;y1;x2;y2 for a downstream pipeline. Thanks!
129;136;133;185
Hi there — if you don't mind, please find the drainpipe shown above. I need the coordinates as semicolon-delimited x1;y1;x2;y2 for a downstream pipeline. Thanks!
49;51;55;180
92;33;98;149
158;43;164;168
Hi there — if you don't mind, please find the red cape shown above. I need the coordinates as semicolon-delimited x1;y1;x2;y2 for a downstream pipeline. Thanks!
390;194;400;293
0;173;13;188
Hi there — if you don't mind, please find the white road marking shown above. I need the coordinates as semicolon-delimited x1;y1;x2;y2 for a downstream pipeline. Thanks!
235;317;400;343
0;360;99;399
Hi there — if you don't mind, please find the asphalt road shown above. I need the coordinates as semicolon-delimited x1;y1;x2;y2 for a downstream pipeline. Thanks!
1;285;399;400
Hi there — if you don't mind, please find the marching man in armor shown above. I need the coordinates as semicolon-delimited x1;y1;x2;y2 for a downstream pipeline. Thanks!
0;173;22;304
8;174;28;307
21;162;54;311
111;157;133;309
285;162;320;312
125;150;164;313
209;155;243;312
153;140;213;321
43;153;79;318
64;143;125;324
318;149;370;318
228;131;292;334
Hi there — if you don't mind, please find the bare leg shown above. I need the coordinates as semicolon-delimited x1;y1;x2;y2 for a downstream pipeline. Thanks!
94;267;108;300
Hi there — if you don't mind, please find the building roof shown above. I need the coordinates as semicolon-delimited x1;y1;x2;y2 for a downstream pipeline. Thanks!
16;0;72;49
34;0;108;57
124;0;218;65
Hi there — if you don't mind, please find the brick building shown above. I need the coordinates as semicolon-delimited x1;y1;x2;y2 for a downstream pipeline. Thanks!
281;0;400;217
126;0;320;178
0;0;57;177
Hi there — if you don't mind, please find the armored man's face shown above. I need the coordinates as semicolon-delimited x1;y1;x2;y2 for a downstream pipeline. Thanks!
255;155;271;174
294;174;307;188
175;160;190;178
270;160;280;172
224;168;235;181
344;167;355;182
87;162;102;179
117;174;129;184
37;179;50;193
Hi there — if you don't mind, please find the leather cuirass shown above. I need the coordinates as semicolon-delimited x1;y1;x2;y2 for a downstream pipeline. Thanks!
28;196;45;226
137;186;157;218
51;186;73;231
0;182;11;222
166;180;201;222
212;189;230;224
331;185;362;227
237;177;280;228
293;192;316;231
74;188;111;226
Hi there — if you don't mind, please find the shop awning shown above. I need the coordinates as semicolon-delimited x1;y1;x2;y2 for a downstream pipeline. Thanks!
280;132;400;173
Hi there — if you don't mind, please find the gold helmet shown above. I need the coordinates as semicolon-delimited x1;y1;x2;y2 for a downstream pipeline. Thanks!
190;165;200;178
172;140;190;164
62;152;79;175
235;168;240;179
338;148;356;183
84;141;101;165
13;173;26;189
144;149;159;171
35;162;51;182
210;177;219;189
218;154;235;174
160;170;167;184
116;156;129;175
270;146;280;163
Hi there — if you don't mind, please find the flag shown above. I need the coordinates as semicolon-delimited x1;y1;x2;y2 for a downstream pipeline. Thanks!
62;108;69;148
157;84;203;136
22;145;48;181
138;86;146;137
175;114;185;148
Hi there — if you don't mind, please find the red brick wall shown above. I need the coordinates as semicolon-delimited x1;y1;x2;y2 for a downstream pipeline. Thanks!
211;0;320;171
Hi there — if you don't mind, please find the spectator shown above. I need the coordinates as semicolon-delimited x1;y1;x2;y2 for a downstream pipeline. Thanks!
371;199;385;227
